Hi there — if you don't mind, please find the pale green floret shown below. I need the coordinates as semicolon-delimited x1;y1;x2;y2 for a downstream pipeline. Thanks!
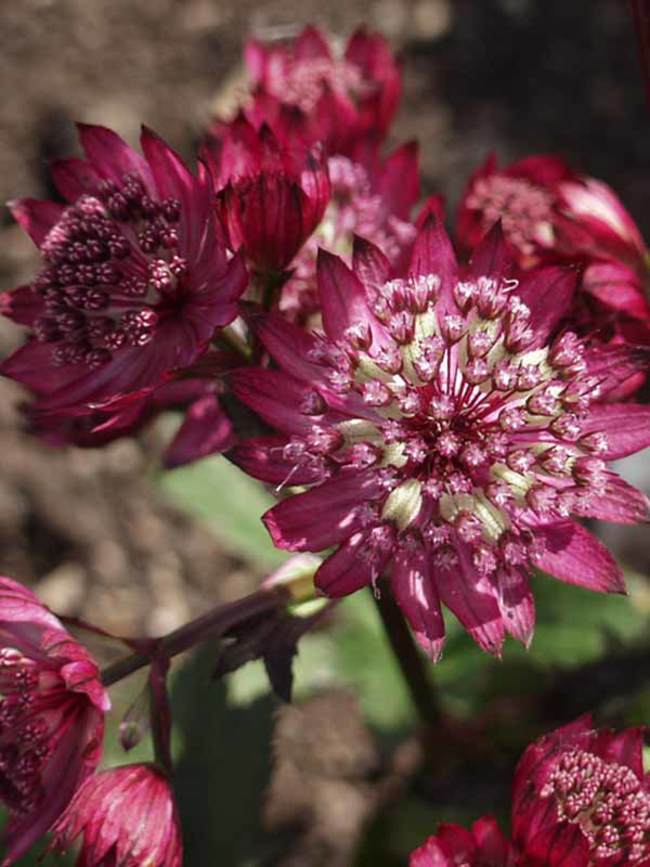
491;464;533;497
337;419;383;444
381;478;423;530
473;493;509;540
382;442;408;468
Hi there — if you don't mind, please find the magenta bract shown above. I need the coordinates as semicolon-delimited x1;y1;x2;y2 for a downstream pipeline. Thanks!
202;114;330;273
1;124;247;418
0;577;109;866
411;816;518;866
51;764;183;867
232;220;650;658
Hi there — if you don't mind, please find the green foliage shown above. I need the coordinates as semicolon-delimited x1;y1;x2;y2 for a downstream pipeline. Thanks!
159;455;287;570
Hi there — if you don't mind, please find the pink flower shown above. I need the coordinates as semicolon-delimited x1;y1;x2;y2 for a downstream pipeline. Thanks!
231;220;650;659
244;25;402;155
279;142;420;322
202;114;330;274
410;816;519;866
456;154;574;263
512;716;650;865
50;764;183;867
0;577;109;866
456;155;650;348
1;124;247;418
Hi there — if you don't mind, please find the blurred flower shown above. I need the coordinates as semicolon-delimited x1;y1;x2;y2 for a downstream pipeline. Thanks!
244;25;401;155
1;124;247;419
456;154;574;263
202;114;330;275
456;154;650;349
410;816;518;866
512;716;650;865
280;143;420;322
232;220;650;658
50;764;182;867
0;577;109;866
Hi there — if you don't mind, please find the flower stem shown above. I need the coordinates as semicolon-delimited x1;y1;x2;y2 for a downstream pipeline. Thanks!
101;589;285;687
371;588;441;728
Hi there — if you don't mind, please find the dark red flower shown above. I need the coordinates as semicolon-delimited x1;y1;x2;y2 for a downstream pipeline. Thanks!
231;220;650;658
1;124;247;418
50;764;183;867
244;25;402;155
202;114;330;274
0;577;109;866
411;816;519;866
512;716;650;866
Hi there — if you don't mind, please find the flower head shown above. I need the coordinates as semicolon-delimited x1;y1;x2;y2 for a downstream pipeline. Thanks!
456;154;575;262
456;155;650;355
202;114;330;274
0;577;109;866
1;124;247;418
50;764;183;867
232;221;650;658
512;716;650;865
244;25;401;155
410;816;518;866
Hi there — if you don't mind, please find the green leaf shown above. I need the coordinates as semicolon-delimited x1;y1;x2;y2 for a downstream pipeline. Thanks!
158;455;286;569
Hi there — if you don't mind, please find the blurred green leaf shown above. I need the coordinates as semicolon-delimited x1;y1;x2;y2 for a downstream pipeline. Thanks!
170;642;279;866
158;455;287;570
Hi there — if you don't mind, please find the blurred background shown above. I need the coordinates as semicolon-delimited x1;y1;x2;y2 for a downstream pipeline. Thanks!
0;1;649;864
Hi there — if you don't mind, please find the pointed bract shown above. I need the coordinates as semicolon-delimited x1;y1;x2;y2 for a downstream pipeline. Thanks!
50;764;183;867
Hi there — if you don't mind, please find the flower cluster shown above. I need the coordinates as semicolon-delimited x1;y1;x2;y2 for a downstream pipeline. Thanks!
1;20;650;866
0;577;183;867
412;716;650;866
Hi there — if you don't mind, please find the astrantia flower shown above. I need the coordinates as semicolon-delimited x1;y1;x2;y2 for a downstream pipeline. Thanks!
232;220;650;658
50;764;182;867
456;154;575;263
410;816;519;866
1;124;247;418
244;25;401;155
0;577;109;866
512;716;650;865
202;114;330;275
280;142;419;321
456;154;650;347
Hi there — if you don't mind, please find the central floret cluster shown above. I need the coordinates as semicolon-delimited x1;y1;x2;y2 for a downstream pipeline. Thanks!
32;182;185;371
233;221;650;657
542;748;650;862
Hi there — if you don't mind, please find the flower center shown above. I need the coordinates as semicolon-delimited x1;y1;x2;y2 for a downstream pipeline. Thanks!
467;175;555;256
31;177;186;371
541;748;650;862
282;271;608;572
267;56;368;112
